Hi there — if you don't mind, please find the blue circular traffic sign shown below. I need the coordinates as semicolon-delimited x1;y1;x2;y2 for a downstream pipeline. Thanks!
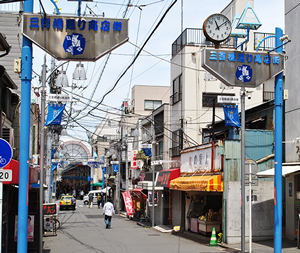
0;138;12;167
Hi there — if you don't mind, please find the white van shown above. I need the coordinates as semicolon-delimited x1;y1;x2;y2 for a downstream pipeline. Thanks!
83;187;111;205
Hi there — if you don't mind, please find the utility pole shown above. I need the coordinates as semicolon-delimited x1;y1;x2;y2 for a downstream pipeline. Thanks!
18;0;33;250
116;121;121;214
39;55;47;253
152;118;156;227
125;133;128;191
45;57;55;203
241;87;246;253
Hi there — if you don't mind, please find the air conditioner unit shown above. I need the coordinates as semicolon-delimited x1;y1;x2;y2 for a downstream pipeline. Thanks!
2;128;14;147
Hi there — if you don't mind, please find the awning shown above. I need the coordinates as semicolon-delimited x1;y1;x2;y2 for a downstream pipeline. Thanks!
132;188;147;198
3;159;38;185
100;186;111;193
169;175;223;192
156;168;180;188
256;166;300;178
91;182;102;187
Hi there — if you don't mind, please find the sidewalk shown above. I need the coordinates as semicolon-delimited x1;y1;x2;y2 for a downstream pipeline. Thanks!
120;211;300;252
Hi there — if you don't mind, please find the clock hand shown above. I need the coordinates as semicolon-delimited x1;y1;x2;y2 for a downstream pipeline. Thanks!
218;20;229;28
215;20;220;30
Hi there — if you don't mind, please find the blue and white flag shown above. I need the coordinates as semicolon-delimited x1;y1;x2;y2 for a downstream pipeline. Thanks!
45;104;65;126
143;148;152;157
113;164;119;173
223;105;241;127
102;167;107;174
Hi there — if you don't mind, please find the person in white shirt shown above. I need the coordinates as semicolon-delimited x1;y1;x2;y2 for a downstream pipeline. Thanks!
103;198;115;229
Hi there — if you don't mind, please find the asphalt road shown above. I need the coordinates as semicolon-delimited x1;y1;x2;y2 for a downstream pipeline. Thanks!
43;200;300;253
43;200;224;253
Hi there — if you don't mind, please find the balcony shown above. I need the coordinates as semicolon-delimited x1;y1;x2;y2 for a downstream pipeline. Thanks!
171;28;277;58
169;146;180;157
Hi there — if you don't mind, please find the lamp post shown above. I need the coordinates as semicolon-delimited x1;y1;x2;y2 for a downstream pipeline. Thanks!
38;55;47;253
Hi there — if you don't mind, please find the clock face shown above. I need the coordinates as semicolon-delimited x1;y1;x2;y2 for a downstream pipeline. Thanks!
203;14;232;43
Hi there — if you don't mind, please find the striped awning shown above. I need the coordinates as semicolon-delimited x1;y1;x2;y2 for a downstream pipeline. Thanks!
169;175;223;192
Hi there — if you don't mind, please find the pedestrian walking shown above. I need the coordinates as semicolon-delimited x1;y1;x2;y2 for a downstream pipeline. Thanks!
103;197;115;229
71;195;76;212
97;194;102;209
88;193;93;208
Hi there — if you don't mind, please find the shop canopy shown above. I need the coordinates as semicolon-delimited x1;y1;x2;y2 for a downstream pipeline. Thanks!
256;165;300;178
3;159;38;185
156;168;180;187
169;175;223;192
131;188;147;198
91;182;103;187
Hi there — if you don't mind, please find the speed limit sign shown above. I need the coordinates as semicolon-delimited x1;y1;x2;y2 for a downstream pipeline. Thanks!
0;169;12;182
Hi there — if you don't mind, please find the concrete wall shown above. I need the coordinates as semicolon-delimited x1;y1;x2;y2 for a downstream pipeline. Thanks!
226;181;274;244
285;1;300;162
170;44;265;147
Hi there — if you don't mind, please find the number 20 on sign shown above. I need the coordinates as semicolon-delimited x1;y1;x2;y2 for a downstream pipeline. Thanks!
0;169;12;182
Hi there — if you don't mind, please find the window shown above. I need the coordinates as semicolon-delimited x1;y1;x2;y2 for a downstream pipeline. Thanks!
170;129;183;157
202;92;235;107
144;100;162;110
171;74;182;105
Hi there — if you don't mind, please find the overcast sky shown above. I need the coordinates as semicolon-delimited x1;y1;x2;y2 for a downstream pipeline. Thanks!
29;0;284;140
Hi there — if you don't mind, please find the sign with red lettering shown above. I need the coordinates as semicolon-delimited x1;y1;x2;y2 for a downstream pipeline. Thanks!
43;203;57;215
131;150;138;169
156;171;171;187
122;190;135;215
156;168;180;188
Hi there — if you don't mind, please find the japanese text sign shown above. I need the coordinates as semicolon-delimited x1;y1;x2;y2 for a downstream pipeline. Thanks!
122;190;135;216
202;48;284;87
156;171;171;187
43;203;57;215
131;150;137;169
22;14;129;61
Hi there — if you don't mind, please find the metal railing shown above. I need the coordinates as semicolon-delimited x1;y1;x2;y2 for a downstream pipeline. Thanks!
253;32;276;51
171;28;234;57
169;146;180;157
171;29;278;57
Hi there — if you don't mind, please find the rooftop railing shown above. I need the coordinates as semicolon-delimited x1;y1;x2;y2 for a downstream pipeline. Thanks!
171;28;277;57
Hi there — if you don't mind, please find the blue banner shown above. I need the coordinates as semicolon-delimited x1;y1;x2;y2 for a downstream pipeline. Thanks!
51;163;57;172
45;104;65;126
223;105;241;127
143;148;152;157
113;164;119;172
102;167;107;174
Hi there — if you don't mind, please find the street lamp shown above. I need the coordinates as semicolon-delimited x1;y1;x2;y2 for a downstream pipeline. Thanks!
55;70;69;87
73;62;87;80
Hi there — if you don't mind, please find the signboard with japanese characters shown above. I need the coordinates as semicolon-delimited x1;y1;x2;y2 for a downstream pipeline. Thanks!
181;143;222;173
122;190;135;216
202;48;284;88
131;150;138;169
22;14;129;61
43;203;57;215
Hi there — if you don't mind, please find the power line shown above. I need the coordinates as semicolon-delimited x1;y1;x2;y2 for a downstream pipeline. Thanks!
86;0;178;115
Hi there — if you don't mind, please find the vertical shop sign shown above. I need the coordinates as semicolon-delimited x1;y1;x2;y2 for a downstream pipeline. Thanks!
122;190;135;215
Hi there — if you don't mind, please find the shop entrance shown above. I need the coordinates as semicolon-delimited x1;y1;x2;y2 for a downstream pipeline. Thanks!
163;188;170;225
187;192;222;236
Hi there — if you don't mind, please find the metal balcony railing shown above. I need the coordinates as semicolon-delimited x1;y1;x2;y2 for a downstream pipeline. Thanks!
171;28;234;57
169;146;180;157
253;32;276;51
171;29;278;57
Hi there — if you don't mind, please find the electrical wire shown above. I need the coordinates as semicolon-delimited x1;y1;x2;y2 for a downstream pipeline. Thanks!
86;0;178;115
